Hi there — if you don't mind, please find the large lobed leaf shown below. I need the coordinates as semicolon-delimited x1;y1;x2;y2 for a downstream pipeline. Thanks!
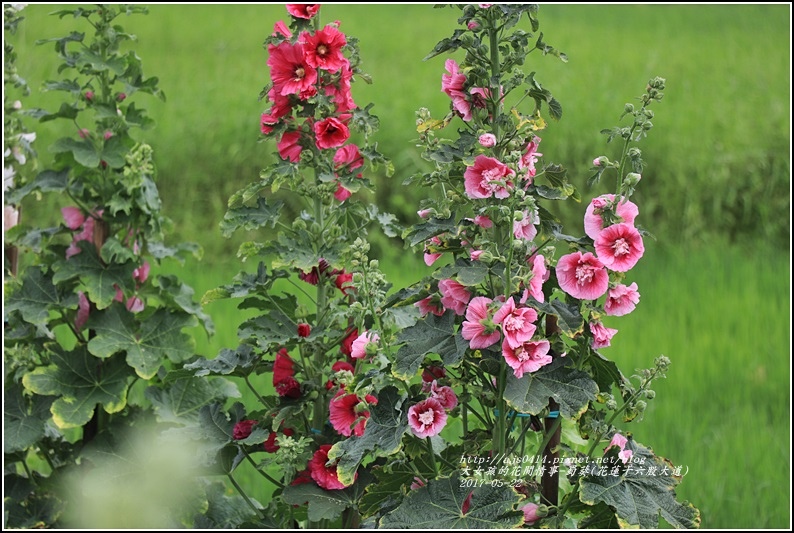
379;472;524;529
52;243;136;310
393;313;468;381
4;382;53;453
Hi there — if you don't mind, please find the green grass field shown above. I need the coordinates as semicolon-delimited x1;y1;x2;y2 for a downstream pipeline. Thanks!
6;3;791;530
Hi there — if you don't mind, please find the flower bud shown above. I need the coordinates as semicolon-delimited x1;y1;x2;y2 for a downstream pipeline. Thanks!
624;103;634;114
297;323;311;337
85;91;94;101
645;389;656;400
116;92;126;102
623;172;642;187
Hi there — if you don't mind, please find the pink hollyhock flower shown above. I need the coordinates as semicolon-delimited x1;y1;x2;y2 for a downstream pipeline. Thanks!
272;20;292;38
233;419;257;440
410;476;426;491
75;291;90;330
4;205;19;232
268;41;317;97
417;209;432;219
595;223;645;272
441;59;467;101
351;330;379;360
297;323;311;337
415;295;444;317
84;90;94;101
132;261;150;285
512;210;539;241
301;25;347;72
422;365;446;383
470;249;484;261
608;432;628;450
478;133;497;147
593;157;602;167
424;235;443;266
590;321;618;349
619;448;634;464
329;390;375;437
523;254;547;303
340;328;358;358
62;206;86;230
334;144;364;175
430;380;458;410
78;128;90;139
461;296;501;349
278;130;303;162
604;282;640;316
408;397;447;438
309;444;349;490
334;184;352;202
584;194;639;240
314;116;350;150
502;338;552;378
518;137;542;181
65;214;96;259
263;427;295;453
103;130;113;141
126;295;144;313
556;251;609;300
522;503;540;525
493;298;537;349
464;155;515;200
438;278;471;316
473;214;493;228
286;4;320;19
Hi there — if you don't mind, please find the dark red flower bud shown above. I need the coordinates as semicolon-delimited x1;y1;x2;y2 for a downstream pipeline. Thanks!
297;323;311;337
233;419;257;440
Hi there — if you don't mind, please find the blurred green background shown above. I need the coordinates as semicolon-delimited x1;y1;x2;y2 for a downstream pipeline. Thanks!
6;4;791;529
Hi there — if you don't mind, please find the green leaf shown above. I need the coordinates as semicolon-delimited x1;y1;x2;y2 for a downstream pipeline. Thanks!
4;169;70;204
282;483;358;522
153;274;215;335
433;258;489;287
220;197;283;238
587;352;625;393
4;267;61;328
195;481;260;529
3;382;53;453
328;386;409;487
403;216;457;247
359;461;418;517
52;243;136;310
530;298;584;337
393;313;468;381
578;442;701;528
184;344;261;379
50;137;100;168
504;357;598;419
22;347;133;429
87;305;198;379
379;472;523;529
145;378;239;424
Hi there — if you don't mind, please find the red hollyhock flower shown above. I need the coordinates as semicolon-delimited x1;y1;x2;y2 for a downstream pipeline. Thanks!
233;419;257;440
273;348;295;384
422;365;447;383
275;376;301;399
268;41;317;97
309;444;351;490
291;469;313;486
277;130;303;162
301;25;348;72
340;328;358;358
335;271;354;294
329;390;376;437
286;4;320;19
263;427;295;453
313;116;350;150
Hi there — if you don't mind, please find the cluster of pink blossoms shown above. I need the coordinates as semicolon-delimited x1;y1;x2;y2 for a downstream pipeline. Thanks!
556;193;643;349
261;5;364;202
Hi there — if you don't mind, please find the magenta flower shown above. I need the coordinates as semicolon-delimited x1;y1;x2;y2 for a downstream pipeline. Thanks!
464;155;515;200
415;295;444;317
525;254;547;303
512;209;539;241
301;25;348;72
556;252;609;300
278;130;303;162
408;397;448;438
461;296;501;349
132;261;150;285
441;59;467;101
297;323;311;337
75;291;90;330
604;282;640;316
313;116;350;150
429;380;458;410
233;419;257;440
325;64;356;113
438;278;471;316
272;20;292;39
605;432;633;464
584;194;639;240
267;41;318;97
424;235;443;266
502;338;551;378
590;321;618;349
309;444;349;490
472;214;493;228
493;297;537;349
595;223;645;272
286;4;321;20
478;133;497;147
62;206;85;230
518;137;542;181
350;330;379;360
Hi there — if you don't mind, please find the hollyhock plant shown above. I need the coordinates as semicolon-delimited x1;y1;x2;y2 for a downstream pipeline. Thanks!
604;282;640;316
594;222;645;272
461;296;501;349
556;251;610;300
463;155;515;199
408;397;448;438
